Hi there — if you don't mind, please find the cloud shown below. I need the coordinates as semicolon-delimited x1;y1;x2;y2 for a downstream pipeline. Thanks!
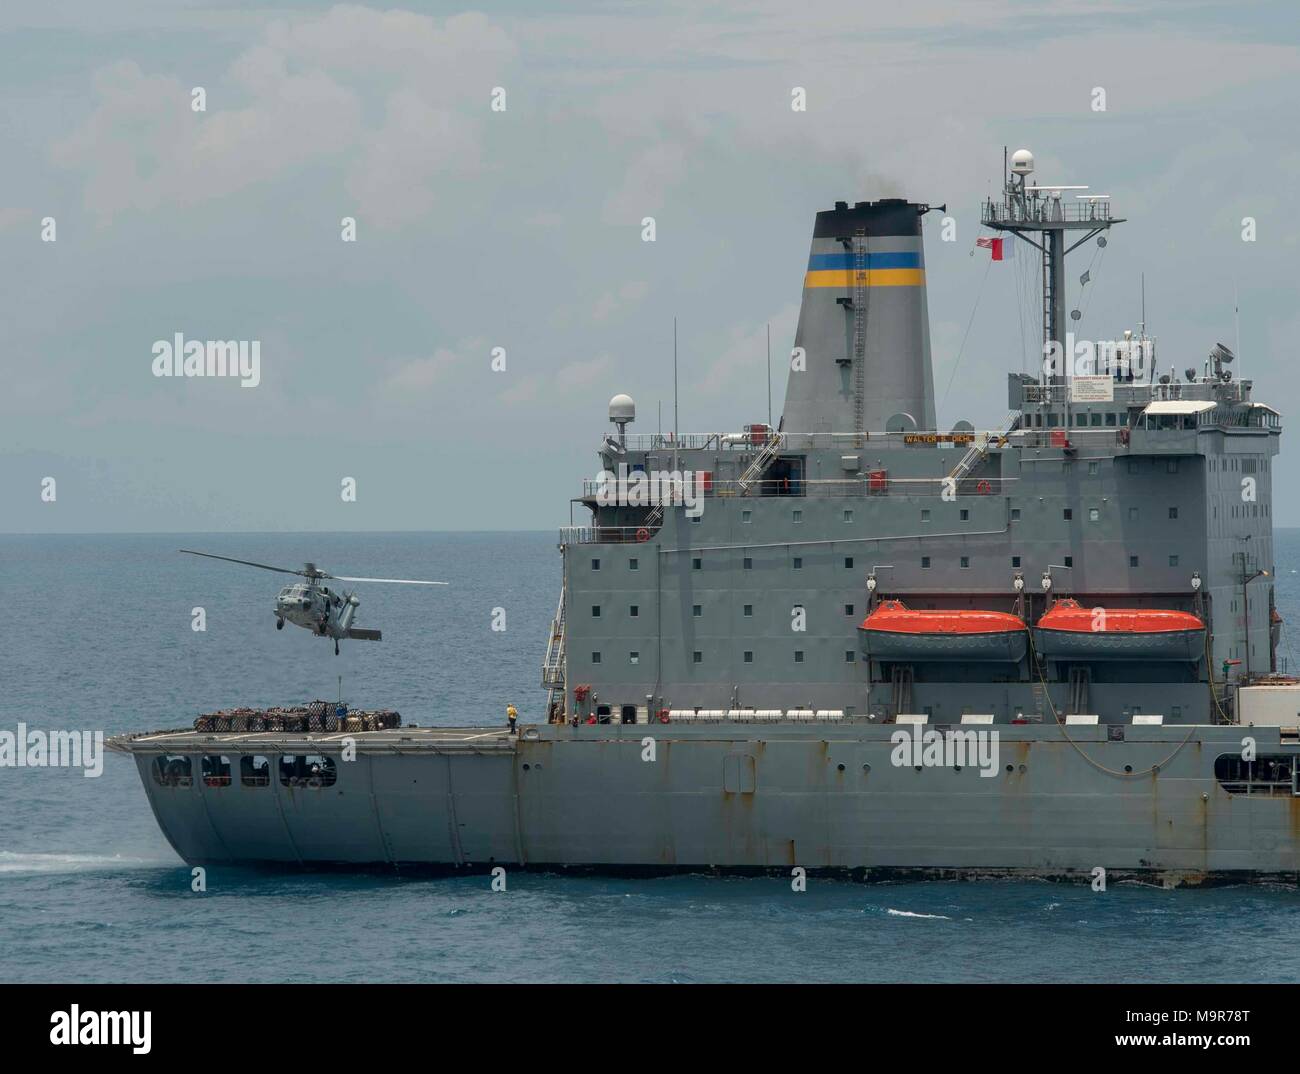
51;6;516;227
591;280;649;322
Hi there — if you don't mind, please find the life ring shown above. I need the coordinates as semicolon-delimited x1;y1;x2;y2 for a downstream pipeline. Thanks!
636;527;650;542
657;709;670;723
976;479;992;495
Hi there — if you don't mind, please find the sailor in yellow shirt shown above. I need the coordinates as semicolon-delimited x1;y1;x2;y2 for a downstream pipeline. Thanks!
506;704;518;734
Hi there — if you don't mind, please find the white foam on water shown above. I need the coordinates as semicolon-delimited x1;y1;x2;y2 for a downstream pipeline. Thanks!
0;851;157;875
885;908;952;920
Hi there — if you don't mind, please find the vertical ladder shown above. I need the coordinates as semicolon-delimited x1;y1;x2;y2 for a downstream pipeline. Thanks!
852;229;868;436
889;665;913;716
1068;667;1090;715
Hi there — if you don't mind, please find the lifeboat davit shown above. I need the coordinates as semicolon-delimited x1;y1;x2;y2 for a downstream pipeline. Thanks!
859;600;1027;662
1033;598;1204;661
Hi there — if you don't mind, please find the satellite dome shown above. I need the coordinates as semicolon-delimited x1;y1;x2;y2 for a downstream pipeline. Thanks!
609;393;635;424
1010;149;1035;175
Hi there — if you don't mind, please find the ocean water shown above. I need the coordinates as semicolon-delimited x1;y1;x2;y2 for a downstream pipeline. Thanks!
2;530;1299;983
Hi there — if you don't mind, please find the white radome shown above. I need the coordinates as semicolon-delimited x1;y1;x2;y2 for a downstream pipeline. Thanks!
1011;148;1035;175
609;393;636;423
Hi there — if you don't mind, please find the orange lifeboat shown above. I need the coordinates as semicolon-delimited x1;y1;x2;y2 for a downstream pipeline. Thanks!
1033;598;1204;661
859;600;1027;662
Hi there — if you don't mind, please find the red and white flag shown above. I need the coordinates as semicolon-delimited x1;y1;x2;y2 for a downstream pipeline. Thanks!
975;236;1015;261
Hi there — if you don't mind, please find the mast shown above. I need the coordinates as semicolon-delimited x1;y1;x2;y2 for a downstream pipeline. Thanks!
982;150;1124;429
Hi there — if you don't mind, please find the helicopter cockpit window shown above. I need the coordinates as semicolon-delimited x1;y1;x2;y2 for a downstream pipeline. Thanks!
240;755;271;787
279;754;337;788
152;755;192;787
201;755;232;788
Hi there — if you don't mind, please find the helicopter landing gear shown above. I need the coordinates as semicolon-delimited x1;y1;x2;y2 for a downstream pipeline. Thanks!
276;618;284;630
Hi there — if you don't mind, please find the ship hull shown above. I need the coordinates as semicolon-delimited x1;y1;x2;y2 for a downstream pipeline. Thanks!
112;723;1300;884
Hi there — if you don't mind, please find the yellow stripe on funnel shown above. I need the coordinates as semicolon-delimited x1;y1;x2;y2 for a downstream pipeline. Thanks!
803;268;925;288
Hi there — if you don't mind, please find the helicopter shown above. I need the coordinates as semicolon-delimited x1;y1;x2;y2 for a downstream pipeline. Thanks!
180;550;447;654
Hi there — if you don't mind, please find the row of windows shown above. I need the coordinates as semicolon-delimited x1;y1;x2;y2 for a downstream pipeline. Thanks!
152;754;338;788
1024;411;1132;428
593;602;863;618
1209;456;1269;472
592;650;858;665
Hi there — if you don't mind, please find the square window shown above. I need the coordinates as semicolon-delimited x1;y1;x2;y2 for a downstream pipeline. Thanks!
1105;412;1117;427
960;556;970;569
630;605;639;617
921;509;932;522
690;514;702;524
1088;508;1099;522
1010;508;1021;521
1090;413;1102;427
742;510;752;524
1129;555;1139;568
960;509;970;521
1168;507;1178;519
793;557;803;570
629;558;639;570
743;604;753;617
592;652;602;664
844;556;854;569
844;604;854;616
692;557;702;570
693;651;702;664
743;651;753;663
843;509;853;523
845;651;856;663
743;557;753;570
793;510;803;523
794;651;804;663
692;604;702;617
1063;508;1073;520
1075;413;1087;427
591;558;600;571
591;605;601;617
630;652;639;664
1169;555;1179;567
1012;556;1021;568
921;556;931;569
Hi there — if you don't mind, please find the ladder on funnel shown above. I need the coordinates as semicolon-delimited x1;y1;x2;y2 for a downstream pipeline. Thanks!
852;229;868;435
946;410;1020;485
737;432;785;493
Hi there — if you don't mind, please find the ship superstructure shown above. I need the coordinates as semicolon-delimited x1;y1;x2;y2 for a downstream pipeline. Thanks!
550;151;1281;729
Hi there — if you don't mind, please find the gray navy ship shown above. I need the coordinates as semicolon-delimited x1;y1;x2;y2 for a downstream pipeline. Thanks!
111;149;1300;883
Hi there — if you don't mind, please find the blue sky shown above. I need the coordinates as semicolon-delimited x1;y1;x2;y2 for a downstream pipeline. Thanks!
2;1;1298;531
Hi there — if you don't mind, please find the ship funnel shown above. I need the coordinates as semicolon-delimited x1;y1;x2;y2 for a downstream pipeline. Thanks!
780;199;936;434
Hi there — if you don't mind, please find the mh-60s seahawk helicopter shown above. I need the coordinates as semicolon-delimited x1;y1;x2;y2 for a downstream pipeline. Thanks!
180;550;447;654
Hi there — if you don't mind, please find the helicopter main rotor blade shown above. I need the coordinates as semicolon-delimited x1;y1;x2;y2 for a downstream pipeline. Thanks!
179;550;308;577
330;576;449;585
